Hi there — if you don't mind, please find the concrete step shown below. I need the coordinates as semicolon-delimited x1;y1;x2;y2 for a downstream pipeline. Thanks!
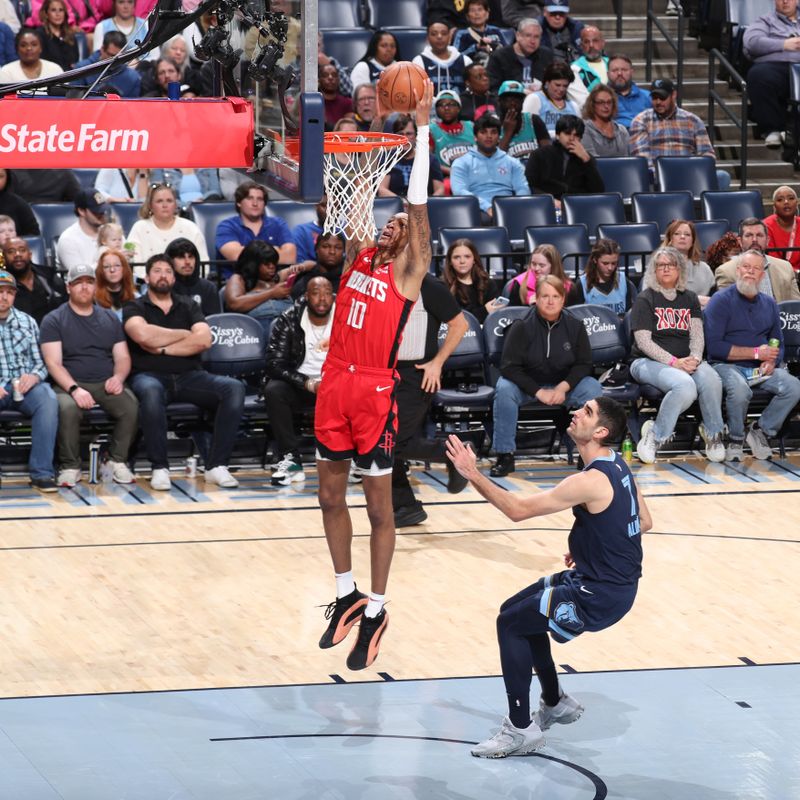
605;38;704;60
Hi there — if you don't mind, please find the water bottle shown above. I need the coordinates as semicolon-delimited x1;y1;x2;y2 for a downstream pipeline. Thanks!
768;338;780;349
89;442;100;484
621;434;633;463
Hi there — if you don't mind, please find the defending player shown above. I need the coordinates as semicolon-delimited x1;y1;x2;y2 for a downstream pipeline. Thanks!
315;79;435;671
445;396;653;757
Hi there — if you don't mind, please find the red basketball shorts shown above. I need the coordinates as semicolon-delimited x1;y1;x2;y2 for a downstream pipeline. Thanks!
314;355;399;475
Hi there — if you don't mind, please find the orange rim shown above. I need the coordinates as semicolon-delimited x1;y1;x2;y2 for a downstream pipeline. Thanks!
324;131;410;154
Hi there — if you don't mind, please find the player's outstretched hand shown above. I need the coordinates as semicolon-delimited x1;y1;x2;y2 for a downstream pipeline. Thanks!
414;79;435;127
445;435;479;482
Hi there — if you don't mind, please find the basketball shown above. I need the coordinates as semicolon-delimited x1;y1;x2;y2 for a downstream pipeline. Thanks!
377;61;428;113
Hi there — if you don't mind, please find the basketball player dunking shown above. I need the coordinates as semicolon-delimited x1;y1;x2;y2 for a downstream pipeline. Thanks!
446;397;653;757
316;79;435;671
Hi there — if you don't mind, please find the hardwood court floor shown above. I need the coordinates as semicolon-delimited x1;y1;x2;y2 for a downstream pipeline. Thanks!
0;455;799;699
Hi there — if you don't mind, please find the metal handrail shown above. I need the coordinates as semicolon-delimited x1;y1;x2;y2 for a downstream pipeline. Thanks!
645;0;684;104
707;48;749;189
611;0;623;39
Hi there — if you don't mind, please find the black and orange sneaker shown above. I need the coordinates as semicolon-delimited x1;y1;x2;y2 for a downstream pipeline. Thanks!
346;608;389;671
318;587;368;649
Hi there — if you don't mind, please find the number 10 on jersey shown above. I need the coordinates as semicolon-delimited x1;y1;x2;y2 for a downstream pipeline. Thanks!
347;299;367;330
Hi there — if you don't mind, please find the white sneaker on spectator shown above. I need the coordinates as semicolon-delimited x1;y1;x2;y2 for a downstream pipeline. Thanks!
764;131;783;148
698;424;725;463
150;468;172;491
636;420;658;464
471;717;545;758
110;461;135;484
57;468;81;487
205;465;239;488
745;422;772;460
725;440;744;461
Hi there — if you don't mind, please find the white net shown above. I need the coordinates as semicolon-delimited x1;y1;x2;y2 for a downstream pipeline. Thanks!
322;133;412;241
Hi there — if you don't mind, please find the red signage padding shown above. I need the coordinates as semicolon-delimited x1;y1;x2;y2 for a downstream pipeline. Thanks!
0;95;254;168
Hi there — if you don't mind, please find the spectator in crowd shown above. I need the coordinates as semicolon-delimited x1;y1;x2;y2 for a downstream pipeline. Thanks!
431;90;476;181
607;53;651;129
500;0;542;27
427;0;469;29
764;185;800;272
0;27;62;84
487;18;554;92
508;243;572;306
95;248;136;317
497;80;551;163
0;20;14;66
292;195;326;264
379;115;445;198
351;83;377;132
140;39;204;95
0;268;59;491
223;241;293;336
538;2;584;61
320;63;353;130
56;190;108;272
0;0;20;33
165;238;220;317
143;57;197;98
705;232;743;272
0;169;40;236
350;30;399;88
40;263;138;487
94;168;150;203
705;249;800;461
318;30;353;98
263;276;335;486
72;30;142;97
97;222;124;252
2;236;66;322
715;217;800;301
489;275;602;476
581;84;630;157
123;253;246;490
0;215;16;246
453;0;512;64
629;247;724;463
26;0;99;36
441;237;503;322
630;78;731;188
571;25;607;91
392;275;469;527
525;114;604;204
662;220;715;306
459;62;498;121
11;168;79;203
413;20;472;95
38;0;78;70
742;0;800;148
567;238;637;314
522;60;582;136
450;113;529;222
215;180;296;271
93;0;147;56
290;232;346;299
127;183;209;274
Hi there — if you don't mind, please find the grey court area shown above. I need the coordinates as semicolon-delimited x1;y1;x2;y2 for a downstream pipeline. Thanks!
0;664;796;800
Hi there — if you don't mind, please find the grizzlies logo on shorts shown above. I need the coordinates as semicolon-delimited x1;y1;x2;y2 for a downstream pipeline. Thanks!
553;601;584;633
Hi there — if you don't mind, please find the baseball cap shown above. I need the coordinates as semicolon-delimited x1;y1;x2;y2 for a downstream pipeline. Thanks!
66;264;96;284
650;78;675;98
544;3;569;12
0;270;17;290
498;80;526;97
74;190;109;216
435;89;461;107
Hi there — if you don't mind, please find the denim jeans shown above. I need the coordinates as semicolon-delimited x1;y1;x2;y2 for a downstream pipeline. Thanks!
129;370;246;469
712;364;800;439
492;376;604;453
0;381;58;479
630;359;724;442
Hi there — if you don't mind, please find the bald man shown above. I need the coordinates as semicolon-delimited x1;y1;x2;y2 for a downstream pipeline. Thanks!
763;185;800;272
571;25;608;91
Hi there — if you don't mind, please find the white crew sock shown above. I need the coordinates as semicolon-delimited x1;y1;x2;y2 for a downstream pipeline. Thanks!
335;571;355;598
365;592;385;618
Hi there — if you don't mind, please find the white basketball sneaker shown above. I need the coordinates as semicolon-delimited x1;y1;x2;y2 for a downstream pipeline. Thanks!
471;717;545;758
534;692;585;730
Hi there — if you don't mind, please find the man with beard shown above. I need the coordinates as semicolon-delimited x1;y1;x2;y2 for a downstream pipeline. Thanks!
607;53;651;129
1;236;66;323
704;249;800;461
714;218;800;301
290;233;346;299
123;254;245;491
165;238;221;316
56;190;109;272
570;26;608;91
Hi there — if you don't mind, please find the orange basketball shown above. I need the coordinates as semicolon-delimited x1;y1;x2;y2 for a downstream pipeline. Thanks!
377;61;428;113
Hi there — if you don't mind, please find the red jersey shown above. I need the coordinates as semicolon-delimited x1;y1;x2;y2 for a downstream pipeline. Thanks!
327;246;414;369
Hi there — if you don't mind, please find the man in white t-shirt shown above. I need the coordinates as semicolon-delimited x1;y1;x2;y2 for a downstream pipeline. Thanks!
56;190;109;271
262;276;334;486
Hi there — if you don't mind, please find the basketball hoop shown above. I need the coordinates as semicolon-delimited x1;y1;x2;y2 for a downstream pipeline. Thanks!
322;131;412;241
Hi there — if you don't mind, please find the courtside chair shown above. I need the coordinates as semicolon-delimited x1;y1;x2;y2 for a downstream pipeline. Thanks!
386;28;427;62
631;190;695;233
110;202;143;234
319;30;373;69
268;200;316;231
492;195;557;249
694;219;730;253
562;192;626;239
185;202;231;250
524;223;590;277
596;222;660;276
701;190;765;231
427;196;482;240
23;236;46;268
655;156;719;199
439;226;514;279
367;0;426;28
595;156;650;203
30;202;75;263
319;0;362;28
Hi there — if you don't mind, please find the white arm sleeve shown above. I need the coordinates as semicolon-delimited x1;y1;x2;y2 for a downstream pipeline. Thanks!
406;124;430;206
